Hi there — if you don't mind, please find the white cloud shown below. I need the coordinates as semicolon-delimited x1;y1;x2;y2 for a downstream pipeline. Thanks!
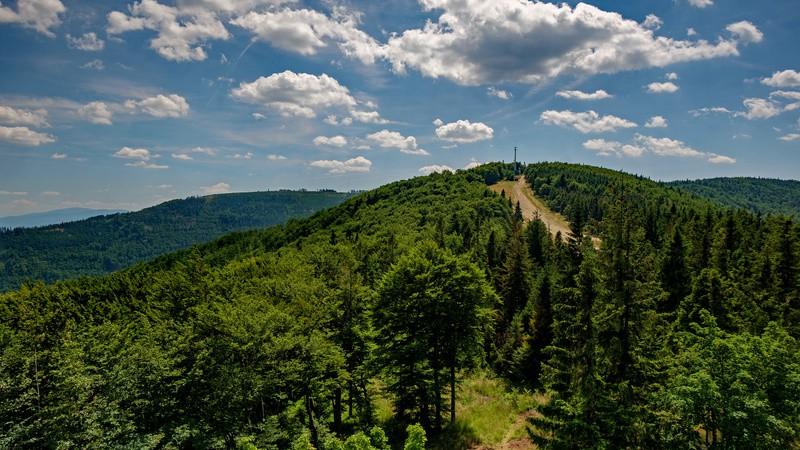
0;190;27;195
366;130;429;155
232;71;375;121
540;110;637;133
201;182;231;194
707;154;736;164
81;59;105;70
125;161;169;169
737;98;781;120
583;139;644;157
645;116;668;128
0;0;66;37
348;109;387;124
688;0;713;8
726;21;763;44
107;0;230;62
779;133;800;142
556;89;612;101
0;125;55;146
67;32;105;51
635;134;703;158
419;164;454;175
487;87;511;100
229;152;253;159
382;1;744;86
267;153;287;160
50;152;66;159
313;135;348;147
172;153;193;160
434;119;493;143
647;82;679;93
690;106;733;117
114;147;152;160
687;28;697;37
124;94;190;118
666;72;679;80
78;101;113;125
464;159;483;169
0;104;49;127
432;118;444;127
762;70;800;88
190;146;217;155
642;14;662;31
41;191;60;196
230;8;382;64
310;156;371;173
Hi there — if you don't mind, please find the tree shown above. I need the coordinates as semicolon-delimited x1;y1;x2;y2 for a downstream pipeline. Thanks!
403;424;427;450
659;227;690;313
374;242;496;429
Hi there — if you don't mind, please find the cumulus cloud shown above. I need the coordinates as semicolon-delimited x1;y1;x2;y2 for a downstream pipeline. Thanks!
736;98;781;120
114;146;153;160
78;101;114;125
645;116;668;128
349;109;388;124
126;161;168;169
0;104;49;127
124;94;190;118
419;164;454;175
556;89;612;101
107;0;231;62
726;21;763;44
540;110;637;133
66;32;105;51
310;155;371;173
366;130;429;155
231;71;382;122
583;135;733;163
382;1;746;86
762;70;800;88
779;133;800;142
642;14;662;31
172;153;193;160
666;72;679;80
487;87;512;100
434;119;493;143
0;0;66;37
201;182;231;194
267;153;287;160
0;125;55;146
688;0;713;8
229;152;253;159
313;135;348;147
689;106;733;117
230;8;382;64
647;81;679;93
51;152;67;159
583;139;644;157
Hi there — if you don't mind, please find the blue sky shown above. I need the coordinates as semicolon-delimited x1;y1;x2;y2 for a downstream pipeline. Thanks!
0;0;798;215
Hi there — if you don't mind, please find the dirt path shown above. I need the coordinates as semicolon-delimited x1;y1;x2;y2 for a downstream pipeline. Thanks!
489;176;572;240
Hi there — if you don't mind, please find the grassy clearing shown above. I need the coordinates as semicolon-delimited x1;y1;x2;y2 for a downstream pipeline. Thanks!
372;371;542;449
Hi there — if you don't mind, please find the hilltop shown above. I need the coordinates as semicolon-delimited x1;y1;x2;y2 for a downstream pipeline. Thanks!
668;177;800;218
0;162;797;449
0;190;353;291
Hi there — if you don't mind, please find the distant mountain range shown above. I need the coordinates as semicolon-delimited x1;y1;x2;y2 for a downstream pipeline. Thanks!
667;177;800;218
0;207;127;229
0;190;354;291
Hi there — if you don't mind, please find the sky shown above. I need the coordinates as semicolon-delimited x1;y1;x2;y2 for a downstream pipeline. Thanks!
0;0;799;215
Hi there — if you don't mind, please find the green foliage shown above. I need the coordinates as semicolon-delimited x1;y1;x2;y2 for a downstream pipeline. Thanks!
0;190;354;291
403;424;427;450
669;177;800;218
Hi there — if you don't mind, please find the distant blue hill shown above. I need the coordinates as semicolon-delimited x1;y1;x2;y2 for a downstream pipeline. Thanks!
0;208;126;229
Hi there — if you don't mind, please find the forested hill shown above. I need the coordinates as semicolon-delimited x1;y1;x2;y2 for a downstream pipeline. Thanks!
667;177;800;218
0;190;353;291
1;162;798;449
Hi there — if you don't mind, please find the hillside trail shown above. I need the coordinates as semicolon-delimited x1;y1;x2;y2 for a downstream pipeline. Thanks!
489;176;572;239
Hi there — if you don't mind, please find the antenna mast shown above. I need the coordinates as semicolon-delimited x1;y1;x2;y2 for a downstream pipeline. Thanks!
514;146;518;176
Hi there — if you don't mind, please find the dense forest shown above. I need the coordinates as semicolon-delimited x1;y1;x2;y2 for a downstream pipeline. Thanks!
668;177;800;218
1;162;798;449
0;190;353;291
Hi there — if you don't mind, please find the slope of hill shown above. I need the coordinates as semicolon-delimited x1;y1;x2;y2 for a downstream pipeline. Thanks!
667;177;800;217
0;190;353;291
0;208;127;229
1;162;797;449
